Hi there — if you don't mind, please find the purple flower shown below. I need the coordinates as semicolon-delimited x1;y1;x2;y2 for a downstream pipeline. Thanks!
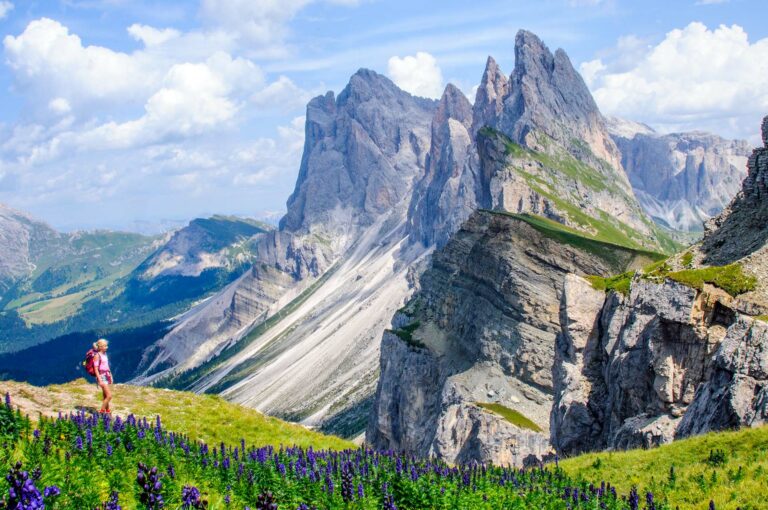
4;461;44;509
43;485;61;498
181;485;203;509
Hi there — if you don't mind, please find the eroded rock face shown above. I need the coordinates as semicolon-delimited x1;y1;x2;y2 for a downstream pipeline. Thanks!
677;317;768;436
408;84;480;248
608;117;751;232
281;69;435;244
703;116;768;265
368;211;647;465
552;279;728;454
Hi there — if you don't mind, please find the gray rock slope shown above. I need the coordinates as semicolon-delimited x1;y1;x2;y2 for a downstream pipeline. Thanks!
368;211;659;465
551;116;768;455
608;117;751;232
134;70;436;434
408;31;668;252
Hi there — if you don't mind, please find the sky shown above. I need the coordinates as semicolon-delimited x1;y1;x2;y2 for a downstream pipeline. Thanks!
0;0;766;232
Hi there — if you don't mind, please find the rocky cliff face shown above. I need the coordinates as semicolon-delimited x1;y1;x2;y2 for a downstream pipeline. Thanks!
408;84;479;248
136;70;436;435
0;204;57;297
407;30;665;253
608;117;751;232
368;211;658;465
551;116;768;455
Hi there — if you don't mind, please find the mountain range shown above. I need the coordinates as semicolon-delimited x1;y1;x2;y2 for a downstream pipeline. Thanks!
1;28;765;464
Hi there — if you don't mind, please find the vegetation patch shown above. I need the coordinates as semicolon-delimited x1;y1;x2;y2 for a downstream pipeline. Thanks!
559;424;768;510
754;315;768;322
586;271;635;296
666;264;757;296
1;389;700;509
476;402;543;432
387;321;425;349
488;211;665;271
681;252;694;269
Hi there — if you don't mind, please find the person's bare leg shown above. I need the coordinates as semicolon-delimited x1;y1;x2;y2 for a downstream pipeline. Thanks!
103;384;112;412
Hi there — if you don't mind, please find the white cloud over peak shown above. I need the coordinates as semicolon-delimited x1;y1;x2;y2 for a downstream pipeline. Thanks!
583;22;768;140
387;51;443;99
0;1;13;20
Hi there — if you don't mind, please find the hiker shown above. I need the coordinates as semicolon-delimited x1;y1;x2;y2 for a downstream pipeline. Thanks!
92;338;113;413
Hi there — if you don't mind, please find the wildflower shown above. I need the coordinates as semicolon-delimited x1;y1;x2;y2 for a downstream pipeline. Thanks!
181;485;206;509
137;463;164;509
3;461;44;509
101;490;121;510
255;491;277;510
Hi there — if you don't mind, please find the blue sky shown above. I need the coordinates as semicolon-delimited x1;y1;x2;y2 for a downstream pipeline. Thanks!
0;0;766;232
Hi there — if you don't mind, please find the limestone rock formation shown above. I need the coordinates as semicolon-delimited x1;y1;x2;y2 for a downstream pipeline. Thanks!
702;116;768;265
408;84;480;248
368;211;654;465
608;117;751;231
552;116;768;455
136;69;436;435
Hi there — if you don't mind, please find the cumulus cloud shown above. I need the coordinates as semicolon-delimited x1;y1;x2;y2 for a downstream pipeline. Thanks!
200;0;311;52
583;22;768;140
0;1;13;20
4;18;165;114
387;52;443;99
127;24;181;46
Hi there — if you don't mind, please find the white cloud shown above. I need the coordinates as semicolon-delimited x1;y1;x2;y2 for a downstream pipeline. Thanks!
127;24;181;46
48;98;72;115
200;0;312;47
583;22;768;140
4;18;165;113
387;51;443;99
0;1;13;20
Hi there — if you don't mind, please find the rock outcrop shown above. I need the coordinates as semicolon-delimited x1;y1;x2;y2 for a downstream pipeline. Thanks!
702;116;768;265
608;117;751;232
552;116;768;455
368;211;656;465
0;204;57;296
408;84;480;248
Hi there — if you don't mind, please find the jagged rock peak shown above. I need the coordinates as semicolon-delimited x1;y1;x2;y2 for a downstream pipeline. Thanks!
280;67;436;237
435;83;473;129
471;56;509;134
499;29;623;171
702;114;768;264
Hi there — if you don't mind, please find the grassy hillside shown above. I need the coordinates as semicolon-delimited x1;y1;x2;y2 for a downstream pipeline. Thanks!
3;379;353;451
1;380;765;508
560;425;768;510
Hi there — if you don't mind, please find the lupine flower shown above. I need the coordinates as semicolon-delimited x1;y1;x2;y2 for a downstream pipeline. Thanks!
255;491;278;510
3;461;44;510
137;463;164;509
101;491;121;510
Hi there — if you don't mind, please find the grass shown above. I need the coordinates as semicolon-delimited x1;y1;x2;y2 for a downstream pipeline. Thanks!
586;271;635;296
7;379;353;451
487;211;665;270
477;127;683;255
559;425;768;510
387;321;425;349
475;403;543;432
756;315;768;322
667;264;757;297
681;252;694;269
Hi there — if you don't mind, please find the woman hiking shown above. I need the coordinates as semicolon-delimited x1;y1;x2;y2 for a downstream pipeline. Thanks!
92;338;113;414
